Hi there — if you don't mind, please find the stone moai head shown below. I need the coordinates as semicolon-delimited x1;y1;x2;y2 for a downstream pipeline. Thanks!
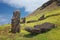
13;10;20;18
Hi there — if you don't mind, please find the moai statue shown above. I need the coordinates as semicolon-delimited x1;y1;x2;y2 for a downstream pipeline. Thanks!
23;17;26;23
11;10;20;33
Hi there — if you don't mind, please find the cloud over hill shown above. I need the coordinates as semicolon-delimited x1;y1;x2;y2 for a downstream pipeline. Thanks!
2;0;49;12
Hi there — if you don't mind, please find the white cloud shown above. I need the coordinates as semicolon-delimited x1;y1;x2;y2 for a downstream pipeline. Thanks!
0;16;6;22
0;15;9;25
2;0;49;13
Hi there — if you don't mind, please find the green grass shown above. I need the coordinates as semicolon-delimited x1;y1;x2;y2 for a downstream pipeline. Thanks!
24;7;60;27
0;3;60;40
20;6;60;40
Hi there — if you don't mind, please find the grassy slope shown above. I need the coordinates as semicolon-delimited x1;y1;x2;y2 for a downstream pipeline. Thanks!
21;2;60;40
24;2;60;27
0;2;60;40
26;2;59;21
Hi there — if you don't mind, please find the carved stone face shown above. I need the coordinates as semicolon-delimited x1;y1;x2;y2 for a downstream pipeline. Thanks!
13;10;20;18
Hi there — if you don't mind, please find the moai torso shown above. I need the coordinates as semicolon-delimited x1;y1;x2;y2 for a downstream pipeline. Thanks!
11;10;20;33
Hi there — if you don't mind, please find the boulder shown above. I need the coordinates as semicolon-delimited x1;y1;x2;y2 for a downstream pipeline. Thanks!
25;27;41;34
25;22;56;34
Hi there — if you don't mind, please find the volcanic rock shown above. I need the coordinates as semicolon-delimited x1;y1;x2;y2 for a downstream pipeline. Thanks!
25;22;56;34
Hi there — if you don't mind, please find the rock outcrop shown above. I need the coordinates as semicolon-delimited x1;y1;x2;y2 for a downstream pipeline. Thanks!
40;0;60;10
56;0;60;6
40;0;54;10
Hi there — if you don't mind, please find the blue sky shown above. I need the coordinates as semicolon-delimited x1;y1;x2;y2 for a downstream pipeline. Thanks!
0;0;48;25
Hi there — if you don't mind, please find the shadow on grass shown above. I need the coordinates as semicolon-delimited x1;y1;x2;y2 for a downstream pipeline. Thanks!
24;30;50;38
24;33;39;38
45;14;60;19
26;14;60;23
38;13;60;21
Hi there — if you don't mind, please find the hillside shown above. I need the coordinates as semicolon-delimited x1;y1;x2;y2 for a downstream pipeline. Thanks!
21;0;60;40
0;0;60;40
26;0;60;21
24;0;60;22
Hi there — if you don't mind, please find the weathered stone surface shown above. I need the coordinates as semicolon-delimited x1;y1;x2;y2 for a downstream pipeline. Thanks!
25;27;33;32
25;27;41;34
11;10;20;33
25;22;56;34
40;0;60;10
